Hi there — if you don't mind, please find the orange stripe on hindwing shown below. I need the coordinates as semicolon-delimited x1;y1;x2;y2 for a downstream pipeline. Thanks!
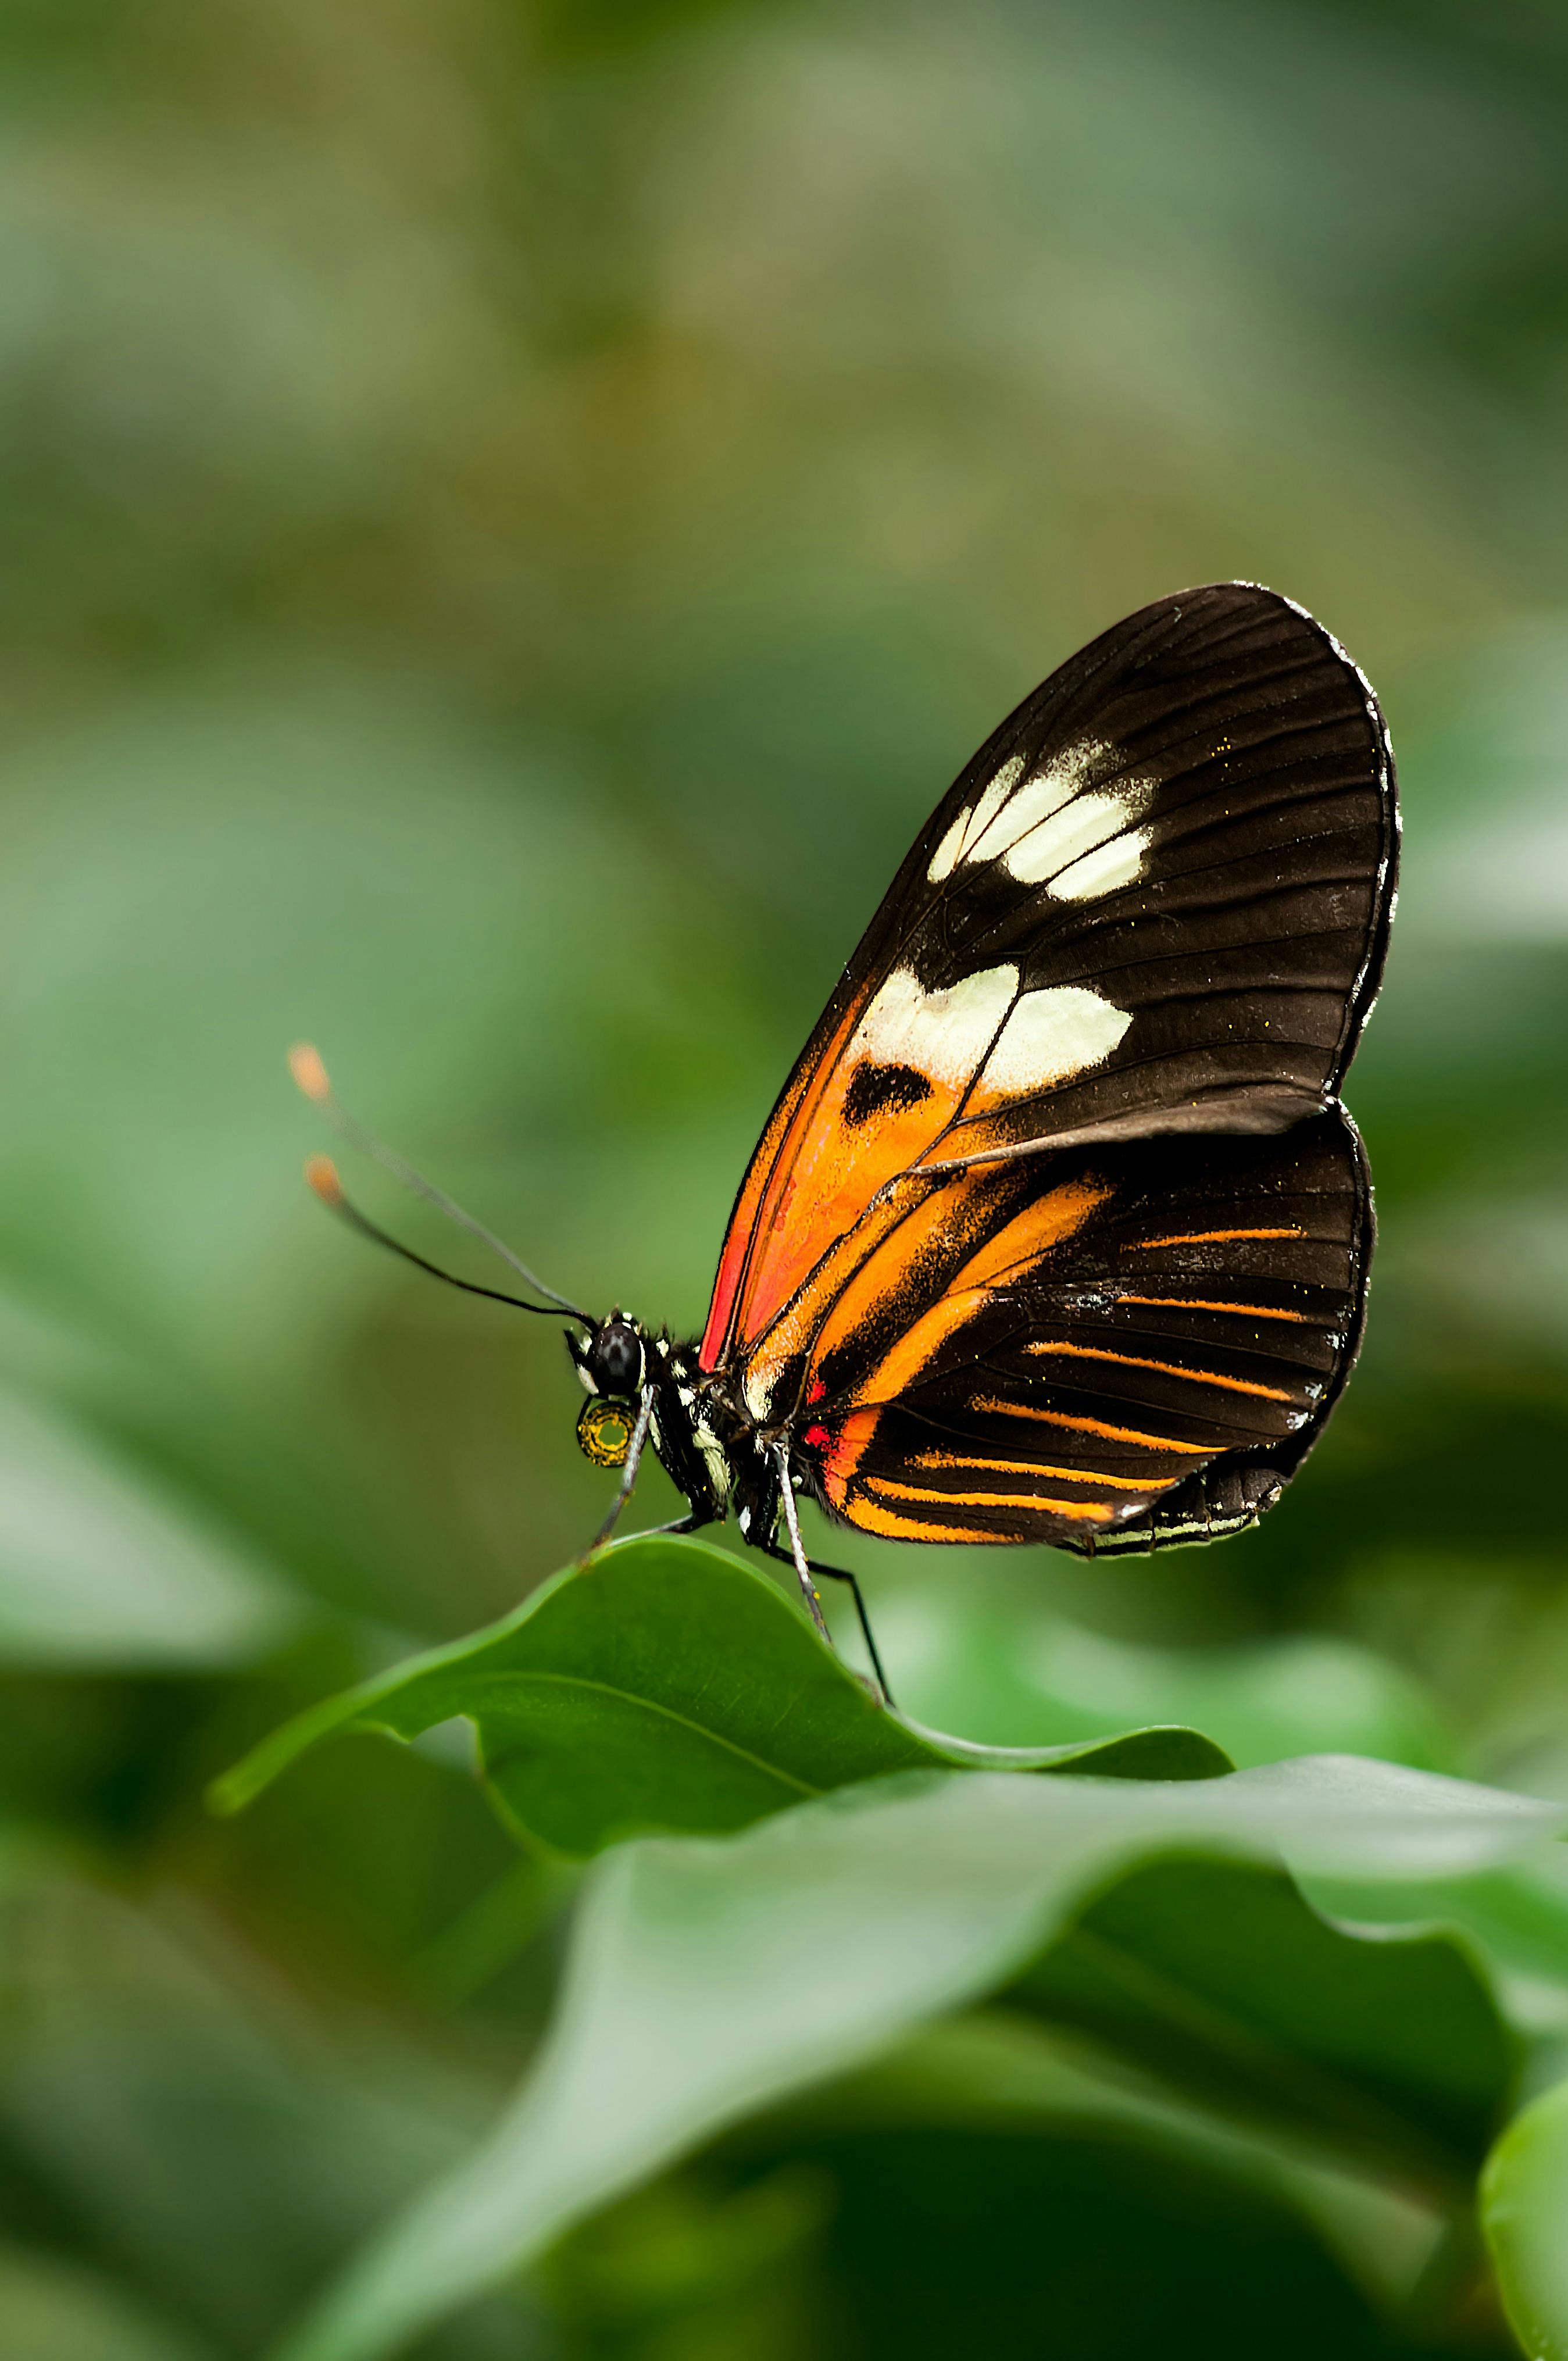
840;1494;997;1544
1117;1295;1308;1323
967;1396;1210;1454
1023;1338;1295;1403
820;1405;880;1515
1129;1227;1305;1250
912;1449;1153;1492
865;1477;1117;1524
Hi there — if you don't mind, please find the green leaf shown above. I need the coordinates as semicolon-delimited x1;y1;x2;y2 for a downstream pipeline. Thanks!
1009;1852;1513;2193
268;1758;1563;2361
1483;2073;1568;2360
211;1537;1230;1854
1303;1851;1568;2022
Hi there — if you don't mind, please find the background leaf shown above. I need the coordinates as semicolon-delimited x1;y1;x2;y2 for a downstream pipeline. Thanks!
1484;2073;1568;2361
881;1589;1455;1770
1009;1852;1513;2194
272;1760;1561;2361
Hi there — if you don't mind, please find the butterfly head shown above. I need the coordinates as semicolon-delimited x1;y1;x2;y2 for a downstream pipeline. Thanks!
568;1312;646;1398
568;1313;649;1470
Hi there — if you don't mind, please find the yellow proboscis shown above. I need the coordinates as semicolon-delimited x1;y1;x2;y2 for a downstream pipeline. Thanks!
577;1396;634;1469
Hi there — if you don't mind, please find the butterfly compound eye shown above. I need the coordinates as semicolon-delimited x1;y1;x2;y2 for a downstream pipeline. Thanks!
588;1317;644;1397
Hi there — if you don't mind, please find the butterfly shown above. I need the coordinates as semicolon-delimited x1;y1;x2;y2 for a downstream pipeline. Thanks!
295;583;1397;1699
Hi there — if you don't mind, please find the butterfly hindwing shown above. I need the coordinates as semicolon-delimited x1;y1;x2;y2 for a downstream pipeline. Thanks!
701;584;1395;1381
802;1110;1371;1552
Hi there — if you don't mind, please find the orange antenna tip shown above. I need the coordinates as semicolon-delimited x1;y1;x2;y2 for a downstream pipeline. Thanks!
305;1153;344;1207
289;1042;332;1102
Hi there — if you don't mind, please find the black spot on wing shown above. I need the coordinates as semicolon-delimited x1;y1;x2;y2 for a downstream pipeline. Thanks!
842;1060;935;1127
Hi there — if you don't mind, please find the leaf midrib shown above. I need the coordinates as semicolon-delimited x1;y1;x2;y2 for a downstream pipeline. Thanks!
451;1667;834;1799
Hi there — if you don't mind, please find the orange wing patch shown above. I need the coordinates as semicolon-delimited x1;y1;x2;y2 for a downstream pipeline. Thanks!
738;1164;1110;1427
701;961;1148;1370
822;1174;1110;1409
704;964;1027;1366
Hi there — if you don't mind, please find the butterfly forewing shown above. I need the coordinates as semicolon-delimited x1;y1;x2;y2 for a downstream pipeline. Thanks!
699;582;1395;1555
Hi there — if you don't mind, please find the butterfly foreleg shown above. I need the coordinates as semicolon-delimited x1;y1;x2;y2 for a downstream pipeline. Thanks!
763;1448;892;1704
588;1382;658;1551
767;1446;832;1642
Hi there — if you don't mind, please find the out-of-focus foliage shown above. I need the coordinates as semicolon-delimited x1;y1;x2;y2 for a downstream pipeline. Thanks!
263;1756;1556;2361
4;0;1568;2354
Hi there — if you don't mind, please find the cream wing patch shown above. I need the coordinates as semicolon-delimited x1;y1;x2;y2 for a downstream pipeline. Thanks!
848;963;1019;1091
981;985;1133;1096
1009;777;1158;890
967;754;1085;866
927;756;1024;883
927;737;1157;901
1051;826;1152;901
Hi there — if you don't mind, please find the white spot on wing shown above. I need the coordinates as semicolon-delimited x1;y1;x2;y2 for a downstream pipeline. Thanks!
964;756;1026;856
849;963;1018;1092
969;746;1095;866
930;737;1162;895
1005;777;1158;886
927;755;1023;883
1049;826;1151;901
981;985;1133;1095
927;812;967;884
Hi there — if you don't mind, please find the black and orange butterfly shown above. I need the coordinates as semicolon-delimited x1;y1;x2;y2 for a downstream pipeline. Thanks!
296;583;1397;1698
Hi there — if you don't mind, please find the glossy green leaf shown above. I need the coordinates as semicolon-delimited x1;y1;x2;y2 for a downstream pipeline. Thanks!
1009;1852;1513;2194
212;1537;1231;1855
1302;1851;1568;2027
1483;2073;1568;2360
270;1757;1563;2361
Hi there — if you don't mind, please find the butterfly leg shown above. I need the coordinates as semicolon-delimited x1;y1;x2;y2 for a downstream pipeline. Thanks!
626;1509;717;1541
768;1447;833;1644
766;1449;892;1704
588;1383;657;1551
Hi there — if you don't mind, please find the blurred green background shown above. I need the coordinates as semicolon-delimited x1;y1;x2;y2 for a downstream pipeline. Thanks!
3;0;1568;2353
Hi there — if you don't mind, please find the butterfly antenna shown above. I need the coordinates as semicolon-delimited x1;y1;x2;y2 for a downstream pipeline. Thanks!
303;1156;585;1320
290;1045;592;1326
